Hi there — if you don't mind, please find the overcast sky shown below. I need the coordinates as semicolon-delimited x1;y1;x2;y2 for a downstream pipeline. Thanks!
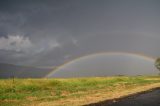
0;0;160;67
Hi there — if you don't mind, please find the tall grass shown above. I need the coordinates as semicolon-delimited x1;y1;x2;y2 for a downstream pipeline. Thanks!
0;76;160;106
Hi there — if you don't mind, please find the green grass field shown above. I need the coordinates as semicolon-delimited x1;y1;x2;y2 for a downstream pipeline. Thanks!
0;76;160;106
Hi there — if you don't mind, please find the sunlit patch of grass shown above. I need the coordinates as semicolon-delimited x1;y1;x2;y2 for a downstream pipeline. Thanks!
0;76;160;106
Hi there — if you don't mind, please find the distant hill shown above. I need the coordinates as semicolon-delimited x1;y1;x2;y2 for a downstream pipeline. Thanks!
0;63;53;78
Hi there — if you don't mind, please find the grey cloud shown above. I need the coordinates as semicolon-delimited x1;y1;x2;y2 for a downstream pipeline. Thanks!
0;35;32;52
0;0;160;67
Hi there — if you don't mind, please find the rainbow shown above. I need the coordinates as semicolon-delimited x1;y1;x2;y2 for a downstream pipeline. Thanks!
45;52;155;78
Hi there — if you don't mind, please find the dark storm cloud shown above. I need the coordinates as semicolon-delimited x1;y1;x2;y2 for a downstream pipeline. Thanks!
0;0;160;67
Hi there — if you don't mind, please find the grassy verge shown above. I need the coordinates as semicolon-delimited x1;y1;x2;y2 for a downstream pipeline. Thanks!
0;76;160;106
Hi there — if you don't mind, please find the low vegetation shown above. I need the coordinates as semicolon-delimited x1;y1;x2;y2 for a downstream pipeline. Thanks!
0;76;160;106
